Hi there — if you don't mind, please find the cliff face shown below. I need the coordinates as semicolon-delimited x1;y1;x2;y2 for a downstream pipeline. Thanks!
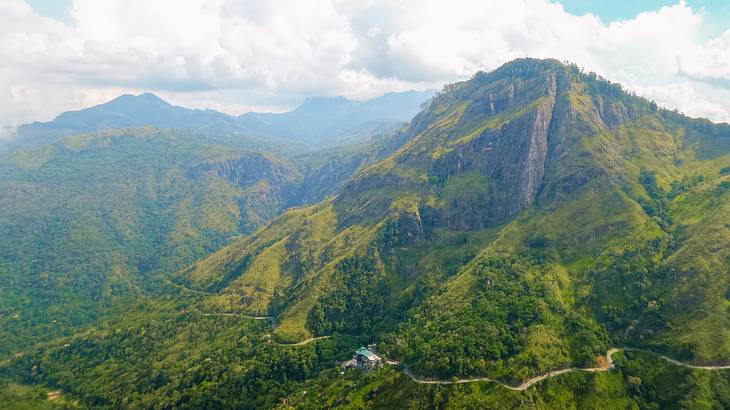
333;60;664;233
188;152;301;190
188;152;302;233
335;61;568;230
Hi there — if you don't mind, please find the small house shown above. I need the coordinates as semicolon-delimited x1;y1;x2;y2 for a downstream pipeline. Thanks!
353;346;382;370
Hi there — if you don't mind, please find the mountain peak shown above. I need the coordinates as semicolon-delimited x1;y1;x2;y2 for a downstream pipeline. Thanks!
137;92;169;104
295;95;353;112
108;92;170;107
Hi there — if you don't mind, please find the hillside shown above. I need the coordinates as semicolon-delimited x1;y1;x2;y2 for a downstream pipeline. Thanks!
174;58;730;379
181;58;730;365
0;128;303;354
0;119;411;359
2;58;730;408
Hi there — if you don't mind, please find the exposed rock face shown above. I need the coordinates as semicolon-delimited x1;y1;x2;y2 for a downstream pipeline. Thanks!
291;156;369;206
188;152;302;233
334;59;644;233
421;73;558;229
518;95;554;208
188;153;300;191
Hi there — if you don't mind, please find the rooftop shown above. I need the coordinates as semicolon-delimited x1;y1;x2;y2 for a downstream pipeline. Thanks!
355;347;379;360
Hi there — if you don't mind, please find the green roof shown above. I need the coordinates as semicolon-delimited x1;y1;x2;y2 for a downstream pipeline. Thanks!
355;347;377;359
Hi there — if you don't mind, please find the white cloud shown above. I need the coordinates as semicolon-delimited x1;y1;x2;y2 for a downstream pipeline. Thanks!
2;0;730;125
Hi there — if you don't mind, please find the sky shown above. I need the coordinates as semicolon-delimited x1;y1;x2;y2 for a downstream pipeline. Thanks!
3;0;730;126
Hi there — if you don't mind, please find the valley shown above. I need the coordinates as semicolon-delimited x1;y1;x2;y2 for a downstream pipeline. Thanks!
1;58;729;409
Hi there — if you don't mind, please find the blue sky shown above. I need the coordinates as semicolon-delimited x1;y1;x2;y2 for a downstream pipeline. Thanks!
5;0;730;126
558;0;724;20
558;0;730;37
26;0;72;23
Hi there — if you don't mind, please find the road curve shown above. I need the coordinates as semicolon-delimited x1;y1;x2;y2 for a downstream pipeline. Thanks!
277;336;331;347
197;313;331;346
619;347;730;370
398;347;729;391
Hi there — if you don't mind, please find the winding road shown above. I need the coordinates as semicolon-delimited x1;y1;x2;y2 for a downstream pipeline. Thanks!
619;347;730;371
398;347;730;391
189;312;730;388
198;312;331;346
277;336;332;347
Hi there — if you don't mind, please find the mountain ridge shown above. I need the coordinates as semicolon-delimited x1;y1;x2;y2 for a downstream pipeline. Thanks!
2;90;434;153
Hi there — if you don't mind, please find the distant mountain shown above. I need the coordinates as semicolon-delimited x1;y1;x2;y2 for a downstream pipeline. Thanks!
44;92;236;133
1;90;434;153
5;93;239;152
237;90;436;145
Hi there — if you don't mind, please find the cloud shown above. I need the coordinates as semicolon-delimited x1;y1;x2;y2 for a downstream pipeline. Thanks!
2;0;730;125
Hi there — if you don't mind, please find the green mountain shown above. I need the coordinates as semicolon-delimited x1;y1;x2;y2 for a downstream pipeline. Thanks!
189;58;730;364
5;94;240;152
0;128;304;354
0;119;408;358
2;58;729;409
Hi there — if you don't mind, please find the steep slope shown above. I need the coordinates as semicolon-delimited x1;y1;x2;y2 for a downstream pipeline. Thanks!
188;58;730;374
0;119;413;358
0;128;301;355
289;127;411;206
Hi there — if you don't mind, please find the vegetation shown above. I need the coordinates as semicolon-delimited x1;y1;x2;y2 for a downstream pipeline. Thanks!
2;58;730;408
1;297;359;409
0;128;305;356
287;351;730;409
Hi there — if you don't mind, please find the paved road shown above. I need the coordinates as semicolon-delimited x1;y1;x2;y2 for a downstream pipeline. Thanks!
399;347;729;390
619;347;730;370
277;336;331;347
199;312;331;346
